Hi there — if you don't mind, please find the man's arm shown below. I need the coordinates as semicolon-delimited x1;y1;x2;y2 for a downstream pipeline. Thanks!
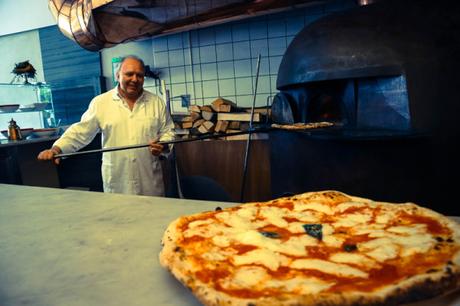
37;98;100;164
152;96;176;156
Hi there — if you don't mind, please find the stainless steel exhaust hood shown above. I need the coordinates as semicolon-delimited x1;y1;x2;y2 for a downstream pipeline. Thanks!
48;0;328;51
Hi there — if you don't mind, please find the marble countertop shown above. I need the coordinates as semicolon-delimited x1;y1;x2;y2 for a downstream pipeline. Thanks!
0;184;459;306
0;184;232;306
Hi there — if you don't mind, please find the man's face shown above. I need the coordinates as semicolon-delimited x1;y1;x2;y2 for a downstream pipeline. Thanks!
117;58;145;99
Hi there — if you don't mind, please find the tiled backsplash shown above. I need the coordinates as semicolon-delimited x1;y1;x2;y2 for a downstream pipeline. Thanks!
147;0;356;114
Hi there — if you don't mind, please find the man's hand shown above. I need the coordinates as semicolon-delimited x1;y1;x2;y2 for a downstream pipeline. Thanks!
148;139;164;156
37;146;62;165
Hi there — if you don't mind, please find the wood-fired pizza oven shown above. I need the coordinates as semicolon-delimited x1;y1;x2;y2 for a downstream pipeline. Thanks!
270;0;460;215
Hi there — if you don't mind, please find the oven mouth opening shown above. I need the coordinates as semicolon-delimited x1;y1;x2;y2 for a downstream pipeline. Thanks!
273;74;411;132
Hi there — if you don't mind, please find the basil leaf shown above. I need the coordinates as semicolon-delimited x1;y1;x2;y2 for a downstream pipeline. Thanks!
303;224;322;240
260;231;281;239
343;244;357;252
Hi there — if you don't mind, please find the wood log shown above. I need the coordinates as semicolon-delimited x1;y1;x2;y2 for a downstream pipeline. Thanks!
201;105;213;112
244;107;270;116
193;119;205;128
215;120;229;133
198;125;209;134
217;104;232;112
182;121;193;129
202;121;215;132
211;97;237;112
202;110;216;121
226;129;241;134
190;111;201;121
189;105;201;113
217;112;260;122
228;121;240;130
182;116;193;122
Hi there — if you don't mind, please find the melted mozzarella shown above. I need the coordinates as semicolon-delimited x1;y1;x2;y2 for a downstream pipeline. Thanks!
295;202;333;215
233;249;289;271
232;266;268;287
386;224;426;235
333;213;372;227
188;219;214;228
286;212;320;223
212;234;231;247
359;238;399;262
236;206;258;219
375;211;394;224
353;226;387;237
266;277;334;294
202;249;232;261
232;230;315;256
287;222;308;234
335;202;367;213
216;211;254;230
260;207;289;228
391;233;434;257
329;252;376;268
283;236;318;255
322;235;345;248
291;259;368;278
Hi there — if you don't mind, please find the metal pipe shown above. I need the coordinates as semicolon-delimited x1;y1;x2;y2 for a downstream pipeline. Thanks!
49;0;324;51
239;54;262;202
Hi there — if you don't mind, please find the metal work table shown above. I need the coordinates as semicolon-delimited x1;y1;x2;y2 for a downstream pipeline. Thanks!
0;184;459;306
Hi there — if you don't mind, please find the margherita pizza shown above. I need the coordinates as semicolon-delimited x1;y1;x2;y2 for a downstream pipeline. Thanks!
159;191;460;306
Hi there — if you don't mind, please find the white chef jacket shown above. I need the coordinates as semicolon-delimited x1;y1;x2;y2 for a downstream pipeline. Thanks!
54;88;176;196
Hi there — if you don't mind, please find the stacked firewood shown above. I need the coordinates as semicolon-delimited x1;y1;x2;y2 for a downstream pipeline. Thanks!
174;97;269;140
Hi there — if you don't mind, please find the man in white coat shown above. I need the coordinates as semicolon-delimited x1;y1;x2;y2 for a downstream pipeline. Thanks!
38;55;175;196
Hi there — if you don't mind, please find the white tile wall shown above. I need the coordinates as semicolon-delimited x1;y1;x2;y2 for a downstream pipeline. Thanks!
150;0;356;113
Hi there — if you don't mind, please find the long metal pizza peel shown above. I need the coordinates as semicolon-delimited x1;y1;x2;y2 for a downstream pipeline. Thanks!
52;123;336;159
53;127;272;159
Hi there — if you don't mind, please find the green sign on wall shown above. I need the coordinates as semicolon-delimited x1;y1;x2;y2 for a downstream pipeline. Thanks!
111;57;122;87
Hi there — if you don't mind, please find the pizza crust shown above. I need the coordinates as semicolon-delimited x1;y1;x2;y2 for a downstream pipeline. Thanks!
159;191;460;306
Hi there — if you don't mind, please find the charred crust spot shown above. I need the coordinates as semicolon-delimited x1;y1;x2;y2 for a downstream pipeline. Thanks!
447;260;453;265
447;238;454;243
247;304;256;306
382;273;458;305
435;236;444;242
426;269;439;273
434;244;441;250
215;206;222;211
174;246;181;252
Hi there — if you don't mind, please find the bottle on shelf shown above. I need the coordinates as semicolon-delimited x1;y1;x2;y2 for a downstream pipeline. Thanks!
7;118;22;141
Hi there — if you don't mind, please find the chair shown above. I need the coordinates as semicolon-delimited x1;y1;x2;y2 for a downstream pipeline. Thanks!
178;175;233;202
